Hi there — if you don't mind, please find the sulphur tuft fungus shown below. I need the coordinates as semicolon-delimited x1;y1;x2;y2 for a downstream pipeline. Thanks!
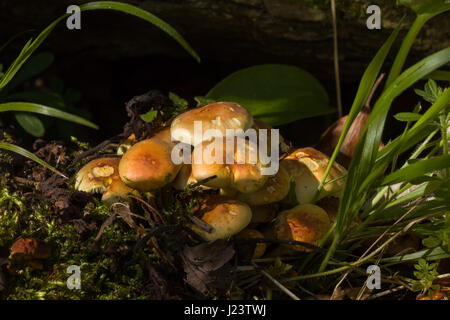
275;204;330;252
281;147;347;204
190;196;252;242
118;138;182;191
191;136;269;193
237;165;290;206
170;101;253;146
75;157;138;205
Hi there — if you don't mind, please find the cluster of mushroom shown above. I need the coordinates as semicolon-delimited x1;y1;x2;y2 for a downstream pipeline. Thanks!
74;101;347;257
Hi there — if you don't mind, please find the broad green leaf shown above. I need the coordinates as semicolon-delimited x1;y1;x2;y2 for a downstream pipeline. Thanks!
427;70;450;81
206;64;333;126
0;142;66;178
394;112;422;122
397;0;450;15
0;102;98;129
379;155;450;186
14;113;45;137
0;1;199;90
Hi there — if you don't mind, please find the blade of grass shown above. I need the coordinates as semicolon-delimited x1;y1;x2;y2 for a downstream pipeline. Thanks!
0;142;67;178
0;1;199;90
0;102;99;129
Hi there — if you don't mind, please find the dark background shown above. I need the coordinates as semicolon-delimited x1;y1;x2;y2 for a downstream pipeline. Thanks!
0;0;448;147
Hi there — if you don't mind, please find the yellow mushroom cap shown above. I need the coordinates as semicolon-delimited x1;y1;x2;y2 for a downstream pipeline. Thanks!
191;136;268;193
235;228;267;259
118;138;182;191
275;204;330;252
170;102;253;145
237;166;290;206
190;196;252;242
75;157;138;204
281;147;347;204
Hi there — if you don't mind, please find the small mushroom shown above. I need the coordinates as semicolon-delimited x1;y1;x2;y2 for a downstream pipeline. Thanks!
170;101;254;146
281;147;347;204
235;228;267;259
191;136;269;193
117;133;137;156
118;138;182;191
275;204;330;252
75;157;138;204
190;196;252;242
237;166;290;206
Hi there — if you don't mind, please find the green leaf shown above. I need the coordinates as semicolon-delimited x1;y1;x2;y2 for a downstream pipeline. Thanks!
427;70;450;81
140;109;158;123
379;155;450;186
381;246;450;264
14;113;45;137
394;112;422;122
422;236;441;248
397;0;450;15
206;64;333;126
0;102;98;129
0;142;66;178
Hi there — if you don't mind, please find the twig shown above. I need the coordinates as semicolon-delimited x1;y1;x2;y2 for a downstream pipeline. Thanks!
252;262;301;300
331;0;342;118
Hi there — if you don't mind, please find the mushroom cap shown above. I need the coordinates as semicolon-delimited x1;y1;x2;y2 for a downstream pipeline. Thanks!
281;147;347;204
75;157;122;193
190;196;252;242
235;228;267;259
237;166;290;206
191;136;268;193
170;102;253;145
152;127;175;145
118;138;182;191
75;157;138;204
275;204;330;252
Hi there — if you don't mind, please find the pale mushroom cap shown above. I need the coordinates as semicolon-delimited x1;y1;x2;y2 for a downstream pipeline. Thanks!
281;147;347;204
275;204;330;252
191;196;252;242
118;138;182;191
75;157;138;205
191;136;268;193
170;102;253;145
237;166;290;206
235;228;267;259
75;157;121;193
